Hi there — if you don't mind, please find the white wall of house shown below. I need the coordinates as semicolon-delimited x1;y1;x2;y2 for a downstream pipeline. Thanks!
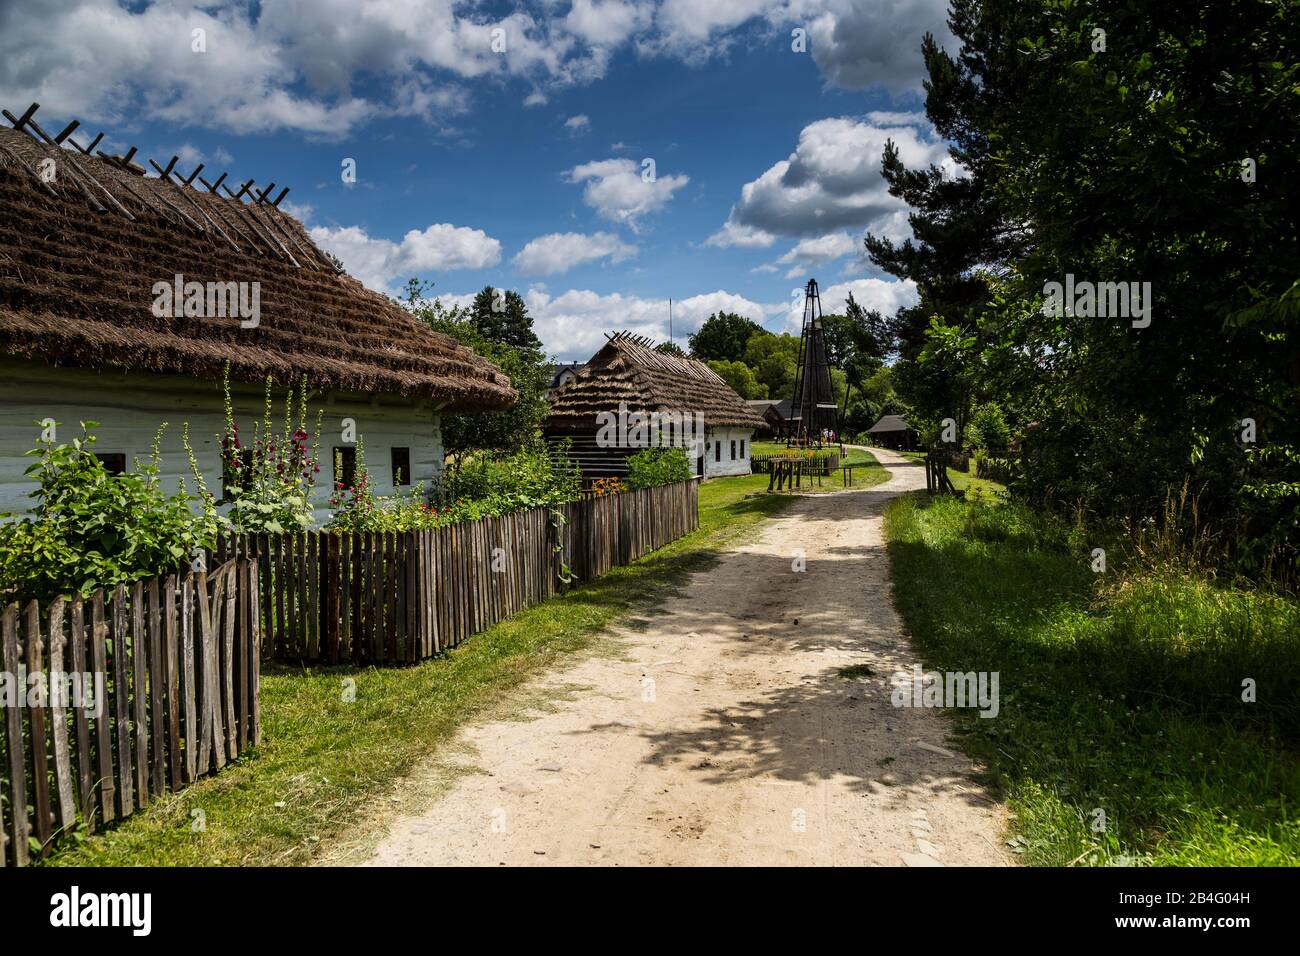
704;427;754;478
0;357;444;524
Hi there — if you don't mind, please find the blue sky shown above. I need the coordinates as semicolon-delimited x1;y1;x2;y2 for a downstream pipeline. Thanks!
0;0;959;360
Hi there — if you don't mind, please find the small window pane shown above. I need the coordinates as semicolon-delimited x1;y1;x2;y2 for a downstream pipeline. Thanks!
96;453;126;475
391;447;411;486
333;446;357;488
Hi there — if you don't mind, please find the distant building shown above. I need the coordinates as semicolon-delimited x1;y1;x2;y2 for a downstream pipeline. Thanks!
545;361;585;397
866;414;919;451
544;333;765;479
746;399;791;436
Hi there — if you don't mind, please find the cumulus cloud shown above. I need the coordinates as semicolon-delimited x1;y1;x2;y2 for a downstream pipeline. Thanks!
310;222;501;291
776;277;918;331
566;158;690;228
564;114;591;134
564;0;653;47
513;231;637;276
708;114;956;246
805;0;954;93
520;287;771;358
775;232;859;278
0;2;952;136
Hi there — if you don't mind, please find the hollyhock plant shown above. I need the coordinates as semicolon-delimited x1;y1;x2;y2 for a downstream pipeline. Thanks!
220;364;322;534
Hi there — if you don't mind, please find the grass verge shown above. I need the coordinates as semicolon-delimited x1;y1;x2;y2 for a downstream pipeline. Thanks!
884;493;1300;865
47;478;794;866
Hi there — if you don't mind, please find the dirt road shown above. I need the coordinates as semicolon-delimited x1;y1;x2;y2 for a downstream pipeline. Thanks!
363;447;1009;866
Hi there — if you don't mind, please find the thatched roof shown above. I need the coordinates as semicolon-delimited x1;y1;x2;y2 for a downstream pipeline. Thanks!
868;414;910;433
0;112;515;412
545;332;766;433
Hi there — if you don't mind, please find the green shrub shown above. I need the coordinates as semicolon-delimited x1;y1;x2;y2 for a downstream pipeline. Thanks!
327;444;582;533
625;447;692;489
0;422;219;601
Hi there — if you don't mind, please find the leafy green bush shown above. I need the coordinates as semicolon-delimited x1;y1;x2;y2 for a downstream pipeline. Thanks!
327;445;582;533
625;447;692;489
0;422;219;601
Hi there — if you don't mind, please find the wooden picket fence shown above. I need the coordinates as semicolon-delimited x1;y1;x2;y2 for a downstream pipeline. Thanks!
1;479;698;865
751;452;840;476
2;558;260;867
248;478;700;664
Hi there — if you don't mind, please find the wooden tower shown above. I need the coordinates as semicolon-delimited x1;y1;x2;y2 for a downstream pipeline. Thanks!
787;278;838;445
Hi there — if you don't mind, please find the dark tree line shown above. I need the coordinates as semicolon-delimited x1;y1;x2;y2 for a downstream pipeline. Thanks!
865;0;1299;572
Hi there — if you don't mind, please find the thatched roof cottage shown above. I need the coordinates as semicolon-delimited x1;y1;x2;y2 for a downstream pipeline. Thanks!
544;333;765;479
0;106;514;519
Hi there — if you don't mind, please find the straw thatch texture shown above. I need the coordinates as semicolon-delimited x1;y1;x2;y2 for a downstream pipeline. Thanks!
0;125;515;412
544;333;766;433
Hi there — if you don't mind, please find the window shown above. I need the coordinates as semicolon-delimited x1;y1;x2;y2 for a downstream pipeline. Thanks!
391;447;411;486
667;421;675;446
333;446;357;488
740;439;746;459
715;439;721;462
95;453;126;475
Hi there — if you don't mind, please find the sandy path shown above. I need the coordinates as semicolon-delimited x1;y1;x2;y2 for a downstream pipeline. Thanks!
363;447;1009;867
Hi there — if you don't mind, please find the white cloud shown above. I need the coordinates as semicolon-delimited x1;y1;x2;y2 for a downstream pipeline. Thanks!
704;220;777;249
776;232;858;278
513;231;637;276
708;114;956;245
517;286;771;358
0;2;953;136
566;157;689;228
776;277;918;330
564;0;653;47
310;222;501;291
564;114;591;134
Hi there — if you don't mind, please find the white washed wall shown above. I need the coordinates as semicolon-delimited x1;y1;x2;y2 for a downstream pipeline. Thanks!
0;357;444;524
705;427;754;478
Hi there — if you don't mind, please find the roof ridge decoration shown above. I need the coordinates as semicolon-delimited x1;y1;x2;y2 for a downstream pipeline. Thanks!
0;102;334;270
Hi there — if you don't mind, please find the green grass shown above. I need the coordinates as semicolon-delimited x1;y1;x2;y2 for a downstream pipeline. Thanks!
46;478;795;867
884;493;1300;865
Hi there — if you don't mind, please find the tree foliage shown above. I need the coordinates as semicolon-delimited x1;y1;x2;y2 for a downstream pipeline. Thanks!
403;284;551;460
688;311;765;362
864;0;1300;572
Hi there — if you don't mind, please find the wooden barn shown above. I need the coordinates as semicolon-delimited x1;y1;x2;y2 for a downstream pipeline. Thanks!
746;398;791;437
866;413;919;451
0;104;515;521
544;333;765;479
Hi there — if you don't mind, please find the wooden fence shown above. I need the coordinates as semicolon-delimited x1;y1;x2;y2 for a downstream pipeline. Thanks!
751;452;840;476
2;558;260;866
243;478;699;665
1;479;698;864
925;449;959;494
